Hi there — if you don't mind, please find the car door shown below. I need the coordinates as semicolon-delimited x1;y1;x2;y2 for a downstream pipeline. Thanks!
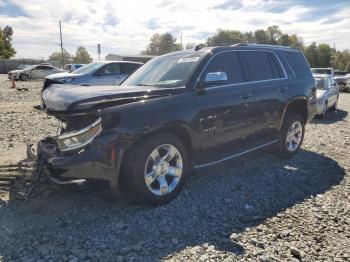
30;65;42;79
88;63;123;85
194;51;256;149
42;66;57;78
238;50;289;136
327;76;338;107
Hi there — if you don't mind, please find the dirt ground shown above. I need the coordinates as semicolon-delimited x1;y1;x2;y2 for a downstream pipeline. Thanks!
0;74;349;261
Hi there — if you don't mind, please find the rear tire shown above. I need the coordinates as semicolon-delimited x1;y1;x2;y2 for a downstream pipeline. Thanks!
273;113;305;158
319;102;327;118
330;97;338;111
120;133;189;205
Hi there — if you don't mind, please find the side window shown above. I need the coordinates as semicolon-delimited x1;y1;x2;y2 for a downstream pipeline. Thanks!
35;66;45;70
281;51;311;78
98;63;121;76
267;53;284;78
239;51;274;81
121;63;141;74
203;51;244;85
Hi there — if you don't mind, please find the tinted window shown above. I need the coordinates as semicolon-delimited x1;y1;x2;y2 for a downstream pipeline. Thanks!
239;51;275;81
282;51;310;77
37;65;53;70
98;63;120;76
204;51;244;85
314;77;326;90
267;53;284;78
121;63;141;74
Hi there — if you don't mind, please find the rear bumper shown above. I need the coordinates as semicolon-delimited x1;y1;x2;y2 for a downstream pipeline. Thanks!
28;134;124;186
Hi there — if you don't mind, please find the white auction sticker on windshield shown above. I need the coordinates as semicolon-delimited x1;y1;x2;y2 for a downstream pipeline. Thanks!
177;57;200;63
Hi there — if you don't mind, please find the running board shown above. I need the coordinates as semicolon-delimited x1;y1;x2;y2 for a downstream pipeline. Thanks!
193;140;278;169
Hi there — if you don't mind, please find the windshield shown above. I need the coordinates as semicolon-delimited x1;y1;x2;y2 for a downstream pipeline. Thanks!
73;62;104;74
122;52;206;88
315;77;326;90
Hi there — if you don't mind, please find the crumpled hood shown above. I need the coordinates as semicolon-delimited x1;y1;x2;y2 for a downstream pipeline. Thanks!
42;84;185;112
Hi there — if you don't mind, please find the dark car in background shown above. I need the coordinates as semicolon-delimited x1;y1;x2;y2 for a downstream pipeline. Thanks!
33;44;317;205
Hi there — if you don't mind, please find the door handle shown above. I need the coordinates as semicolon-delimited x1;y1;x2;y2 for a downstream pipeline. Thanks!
240;92;253;99
279;86;289;92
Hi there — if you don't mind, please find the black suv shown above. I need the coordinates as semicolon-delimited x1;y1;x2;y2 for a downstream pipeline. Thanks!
31;44;317;205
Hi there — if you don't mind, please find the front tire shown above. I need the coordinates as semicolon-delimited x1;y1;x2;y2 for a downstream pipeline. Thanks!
274;114;305;158
20;74;28;81
120;133;189;205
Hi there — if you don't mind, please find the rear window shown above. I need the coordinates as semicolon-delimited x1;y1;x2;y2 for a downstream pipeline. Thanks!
239;51;276;81
282;51;310;78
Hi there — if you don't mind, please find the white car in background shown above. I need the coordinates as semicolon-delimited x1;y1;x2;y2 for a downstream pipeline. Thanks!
313;73;339;118
7;64;65;81
311;67;334;77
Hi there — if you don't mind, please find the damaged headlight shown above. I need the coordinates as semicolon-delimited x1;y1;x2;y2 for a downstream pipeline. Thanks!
57;118;102;152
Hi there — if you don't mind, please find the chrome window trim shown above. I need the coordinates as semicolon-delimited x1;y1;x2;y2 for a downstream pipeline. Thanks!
197;49;288;90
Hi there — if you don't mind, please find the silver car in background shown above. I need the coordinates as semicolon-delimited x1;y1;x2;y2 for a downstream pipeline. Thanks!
8;64;65;81
43;61;143;90
313;73;339;118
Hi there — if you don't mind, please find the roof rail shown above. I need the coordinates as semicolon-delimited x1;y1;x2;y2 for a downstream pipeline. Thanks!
231;43;292;49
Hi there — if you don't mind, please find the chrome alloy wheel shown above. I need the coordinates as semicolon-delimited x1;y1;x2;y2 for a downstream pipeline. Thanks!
144;144;183;196
285;121;303;152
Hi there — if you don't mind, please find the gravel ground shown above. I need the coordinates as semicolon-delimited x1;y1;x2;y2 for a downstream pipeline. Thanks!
0;74;349;261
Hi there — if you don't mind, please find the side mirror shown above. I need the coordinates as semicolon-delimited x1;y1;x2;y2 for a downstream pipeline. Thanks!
196;72;228;91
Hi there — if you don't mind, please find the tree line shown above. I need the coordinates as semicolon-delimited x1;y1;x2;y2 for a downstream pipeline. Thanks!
2;24;349;71
143;26;350;71
48;46;93;64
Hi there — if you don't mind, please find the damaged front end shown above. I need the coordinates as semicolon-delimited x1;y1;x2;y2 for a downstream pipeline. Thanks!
32;83;182;187
28;111;122;187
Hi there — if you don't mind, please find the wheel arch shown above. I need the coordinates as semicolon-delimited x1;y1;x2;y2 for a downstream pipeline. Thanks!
280;97;308;129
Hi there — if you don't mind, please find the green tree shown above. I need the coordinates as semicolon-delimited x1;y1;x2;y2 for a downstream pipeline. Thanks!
73;46;93;63
0;25;16;58
305;42;318;67
266;25;282;45
254;29;269;44
48;49;72;65
288;34;303;50
331;50;350;71
317;43;333;68
206;29;243;46
142;33;182;55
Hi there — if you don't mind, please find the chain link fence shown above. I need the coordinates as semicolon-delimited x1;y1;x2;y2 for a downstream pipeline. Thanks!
0;59;61;74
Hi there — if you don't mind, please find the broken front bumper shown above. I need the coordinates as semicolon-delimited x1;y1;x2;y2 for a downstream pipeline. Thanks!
27;133;124;186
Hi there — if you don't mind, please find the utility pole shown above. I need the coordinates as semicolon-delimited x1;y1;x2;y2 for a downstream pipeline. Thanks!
180;32;183;49
59;20;64;68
